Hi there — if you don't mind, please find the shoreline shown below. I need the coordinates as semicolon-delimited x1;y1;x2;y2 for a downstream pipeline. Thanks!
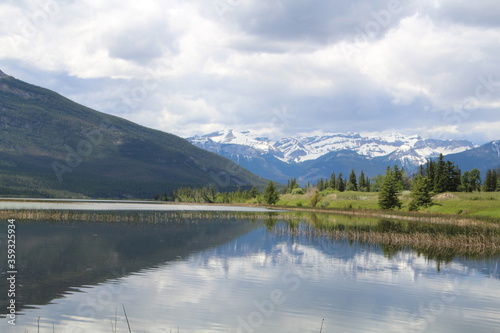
0;197;498;225
1;199;497;257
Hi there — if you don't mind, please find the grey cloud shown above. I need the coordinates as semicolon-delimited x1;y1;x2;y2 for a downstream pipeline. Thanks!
2;0;498;144
228;0;411;46
106;21;177;64
428;0;500;28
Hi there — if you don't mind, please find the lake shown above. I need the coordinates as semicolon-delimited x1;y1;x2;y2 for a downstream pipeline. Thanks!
0;202;499;332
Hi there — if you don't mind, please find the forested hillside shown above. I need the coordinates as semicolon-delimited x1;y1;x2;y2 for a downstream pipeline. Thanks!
0;71;266;198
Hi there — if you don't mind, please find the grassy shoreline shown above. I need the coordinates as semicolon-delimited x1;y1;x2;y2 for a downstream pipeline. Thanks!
274;190;500;223
1;191;499;224
1;198;498;258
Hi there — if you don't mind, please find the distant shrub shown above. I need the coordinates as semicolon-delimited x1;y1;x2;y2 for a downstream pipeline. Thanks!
291;188;305;195
321;188;336;195
309;191;323;207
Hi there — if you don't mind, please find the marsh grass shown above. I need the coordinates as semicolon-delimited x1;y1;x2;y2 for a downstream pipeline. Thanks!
2;205;498;261
0;209;291;224
273;213;500;259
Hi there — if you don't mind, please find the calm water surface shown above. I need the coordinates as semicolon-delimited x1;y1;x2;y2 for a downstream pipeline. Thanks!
0;204;498;332
0;200;279;212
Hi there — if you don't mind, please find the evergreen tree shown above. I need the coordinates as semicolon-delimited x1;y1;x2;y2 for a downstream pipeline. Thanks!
365;175;371;192
483;169;498;192
316;178;326;191
434;154;447;193
393;165;404;192
347;169;358;191
264;181;279;205
426;159;436;187
329;172;336;189
418;164;425;177
378;169;402;210
358;170;366;192
409;176;434;211
337;173;345;192
250;186;259;198
284;178;300;194
445;161;461;192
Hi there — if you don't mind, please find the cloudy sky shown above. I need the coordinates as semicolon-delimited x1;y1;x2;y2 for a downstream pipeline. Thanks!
1;0;499;143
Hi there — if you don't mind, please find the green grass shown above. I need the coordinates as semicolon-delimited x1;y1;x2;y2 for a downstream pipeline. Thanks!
429;192;500;218
277;190;500;221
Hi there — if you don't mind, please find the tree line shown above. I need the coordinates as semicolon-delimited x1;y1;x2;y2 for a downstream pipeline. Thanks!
379;156;499;210
155;154;499;208
154;182;281;205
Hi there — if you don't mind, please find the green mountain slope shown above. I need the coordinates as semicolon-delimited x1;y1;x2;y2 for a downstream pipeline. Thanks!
0;70;266;198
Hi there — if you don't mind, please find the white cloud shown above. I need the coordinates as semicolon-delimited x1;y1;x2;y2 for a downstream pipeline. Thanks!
0;0;499;143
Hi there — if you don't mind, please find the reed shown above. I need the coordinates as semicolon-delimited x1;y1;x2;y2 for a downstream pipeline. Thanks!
272;221;500;258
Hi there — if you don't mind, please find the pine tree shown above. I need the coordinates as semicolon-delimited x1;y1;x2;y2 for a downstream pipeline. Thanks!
434;154;447;193
418;164;425;177
337;173;345;192
358;170;366;192
264;181;279;205
378;169;402;210
347;169;358;191
445;161;461;192
409;176;434;211
484;169;497;192
427;159;436;187
329;172;336;189
393;165;404;192
285;178;299;193
316;178;326;191
250;186;259;198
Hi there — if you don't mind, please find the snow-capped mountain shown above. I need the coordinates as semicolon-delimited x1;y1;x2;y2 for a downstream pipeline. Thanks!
187;130;479;183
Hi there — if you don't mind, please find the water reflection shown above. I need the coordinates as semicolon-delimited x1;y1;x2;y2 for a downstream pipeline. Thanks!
0;211;498;332
0;217;258;315
279;212;500;262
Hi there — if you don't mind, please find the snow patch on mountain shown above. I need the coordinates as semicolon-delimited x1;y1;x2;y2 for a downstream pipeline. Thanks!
189;129;278;154
187;129;477;167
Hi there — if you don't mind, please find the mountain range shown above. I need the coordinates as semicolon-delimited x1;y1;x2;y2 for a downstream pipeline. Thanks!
0;68;498;199
0;70;266;198
188;129;500;184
